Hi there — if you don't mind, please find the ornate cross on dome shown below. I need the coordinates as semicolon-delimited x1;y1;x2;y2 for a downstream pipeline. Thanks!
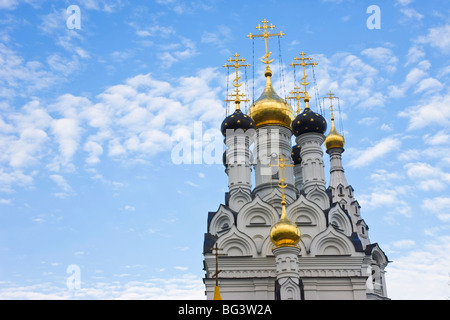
247;18;285;67
286;85;306;114
223;53;250;110
324;91;337;119
289;52;317;109
270;154;294;205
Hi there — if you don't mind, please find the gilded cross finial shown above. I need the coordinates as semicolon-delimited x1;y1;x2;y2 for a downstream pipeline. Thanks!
290;51;317;109
211;243;226;287
269;154;294;204
324;91;337;120
286;85;305;114
223;53;250;110
247;19;285;70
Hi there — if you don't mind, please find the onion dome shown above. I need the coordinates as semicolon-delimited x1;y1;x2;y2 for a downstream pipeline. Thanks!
248;68;295;129
291;144;302;165
220;108;255;136
270;201;301;248
324;115;345;150
292;103;327;137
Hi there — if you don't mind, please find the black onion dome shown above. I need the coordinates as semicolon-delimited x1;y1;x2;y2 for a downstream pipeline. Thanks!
292;108;327;137
220;109;255;136
291;144;302;165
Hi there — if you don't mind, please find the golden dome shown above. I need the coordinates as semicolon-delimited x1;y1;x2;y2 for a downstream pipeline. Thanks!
324;117;345;150
248;70;295;129
270;202;301;248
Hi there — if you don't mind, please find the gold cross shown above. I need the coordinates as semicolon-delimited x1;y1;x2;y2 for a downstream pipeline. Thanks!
289;52;317;108
247;19;285;66
324;91;338;119
286;85;305;114
270;154;294;204
223;53;250;110
211;243;226;286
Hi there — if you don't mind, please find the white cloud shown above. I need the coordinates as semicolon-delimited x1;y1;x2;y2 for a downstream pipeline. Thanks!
49;174;74;198
51;118;81;170
405;162;450;191
174;266;188;271
398;93;450;130
0;198;11;204
423;130;450;146
0;0;18;10
417;24;450;54
0;169;34;192
0;274;205;300
185;181;199;188
391;239;416;249
304;52;385;110
422;197;450;222
399;8;424;21
370;169;403;184
361;47;398;73
388;64;428;98
0;69;225;192
348;137;401;168
123;205;135;212
157;37;197;68
397;149;420;162
84;140;103;165
396;0;414;5
76;0;125;12
201;25;232;54
415;77;443;94
0;44;60;98
405;46;425;66
386;236;450;299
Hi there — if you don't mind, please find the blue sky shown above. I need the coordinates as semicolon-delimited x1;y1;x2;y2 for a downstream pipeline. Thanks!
0;0;449;299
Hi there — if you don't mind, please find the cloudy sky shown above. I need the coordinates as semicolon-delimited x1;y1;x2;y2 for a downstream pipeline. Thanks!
0;0;449;300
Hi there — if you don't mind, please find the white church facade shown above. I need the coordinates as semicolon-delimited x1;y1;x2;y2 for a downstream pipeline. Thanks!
203;19;389;300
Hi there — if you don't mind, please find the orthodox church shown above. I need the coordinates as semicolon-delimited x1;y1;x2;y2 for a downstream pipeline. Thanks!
203;19;389;300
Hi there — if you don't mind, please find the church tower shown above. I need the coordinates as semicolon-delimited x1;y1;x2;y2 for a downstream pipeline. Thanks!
203;19;389;300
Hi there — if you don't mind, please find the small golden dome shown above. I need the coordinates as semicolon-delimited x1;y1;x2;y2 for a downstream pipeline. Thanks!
270;202;301;248
248;70;295;129
324;117;345;150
